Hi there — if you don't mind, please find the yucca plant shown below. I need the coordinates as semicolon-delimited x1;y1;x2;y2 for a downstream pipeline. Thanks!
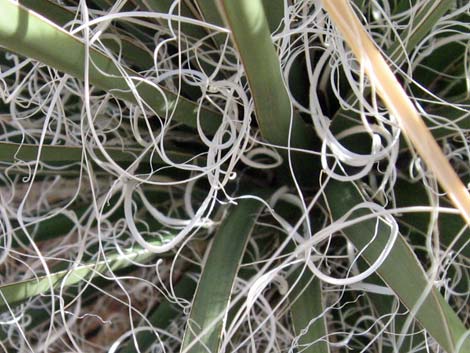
1;0;470;352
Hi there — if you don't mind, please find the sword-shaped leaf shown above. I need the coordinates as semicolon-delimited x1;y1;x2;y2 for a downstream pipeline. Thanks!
0;0;221;133
180;197;264;353
0;237;172;312
324;180;470;352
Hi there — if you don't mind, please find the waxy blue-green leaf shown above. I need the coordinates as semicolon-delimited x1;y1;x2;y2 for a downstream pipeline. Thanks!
394;178;469;247
133;0;209;41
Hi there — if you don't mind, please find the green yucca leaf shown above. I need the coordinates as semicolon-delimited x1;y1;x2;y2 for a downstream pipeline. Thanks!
120;274;197;353
216;0;314;151
18;0;72;26
394;178;470;259
11;189;174;247
180;197;264;353
20;0;156;70
356;259;427;352
368;291;427;352
387;0;455;64
11;205;88;247
0;141;144;164
0;141;194;166
0;0;222;134
260;0;284;33
331;0;455;128
288;268;329;353
420;104;470;141
194;0;283;33
134;0;210;41
0;268;138;348
193;0;224;28
215;0;319;186
0;237;172;312
1;1;469;351
324;180;470;353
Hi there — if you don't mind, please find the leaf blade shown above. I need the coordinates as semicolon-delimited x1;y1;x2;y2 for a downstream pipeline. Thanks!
0;0;221;133
324;180;470;352
180;198;264;353
120;274;197;353
0;141;193;165
288;269;329;353
216;0;314;150
0;238;171;312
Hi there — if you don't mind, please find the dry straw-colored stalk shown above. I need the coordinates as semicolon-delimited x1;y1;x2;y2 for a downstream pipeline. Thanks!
322;0;470;225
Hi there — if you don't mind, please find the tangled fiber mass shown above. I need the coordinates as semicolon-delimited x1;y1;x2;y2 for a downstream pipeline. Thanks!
1;0;470;352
